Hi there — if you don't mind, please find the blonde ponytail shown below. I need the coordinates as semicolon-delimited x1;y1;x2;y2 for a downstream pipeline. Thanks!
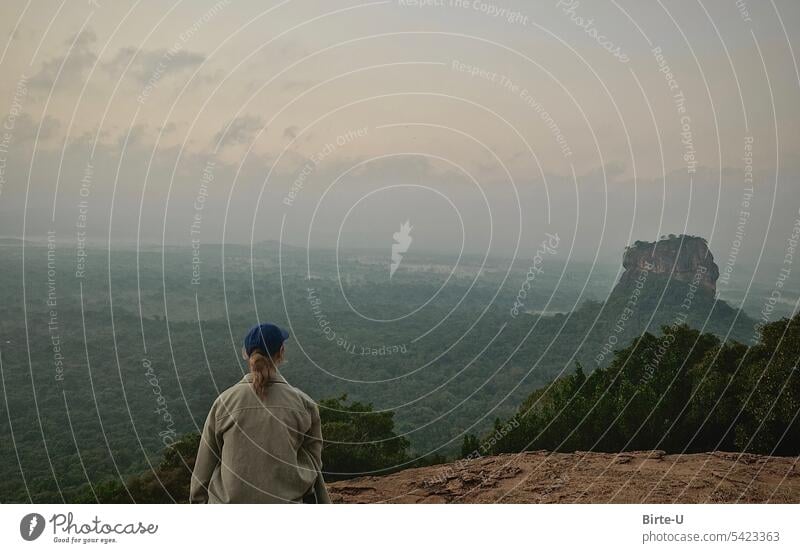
249;350;279;398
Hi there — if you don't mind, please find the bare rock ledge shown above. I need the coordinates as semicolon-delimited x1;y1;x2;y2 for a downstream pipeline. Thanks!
329;451;800;503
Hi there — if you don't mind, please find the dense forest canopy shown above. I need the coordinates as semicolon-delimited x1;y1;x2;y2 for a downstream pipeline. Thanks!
475;316;800;458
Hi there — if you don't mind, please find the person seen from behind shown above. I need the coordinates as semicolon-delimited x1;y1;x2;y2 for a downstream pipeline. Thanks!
190;322;330;503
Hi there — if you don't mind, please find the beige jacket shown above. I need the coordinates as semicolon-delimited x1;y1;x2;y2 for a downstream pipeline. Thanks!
190;371;330;503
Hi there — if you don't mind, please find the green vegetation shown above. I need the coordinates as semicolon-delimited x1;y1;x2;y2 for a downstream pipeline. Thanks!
74;434;200;503
483;316;800;457
316;395;411;480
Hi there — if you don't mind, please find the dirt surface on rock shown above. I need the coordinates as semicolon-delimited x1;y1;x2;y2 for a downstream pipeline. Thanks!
329;451;800;503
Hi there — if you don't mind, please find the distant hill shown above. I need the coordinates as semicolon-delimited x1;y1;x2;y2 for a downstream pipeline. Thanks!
566;234;756;357
621;235;719;292
0;237;26;245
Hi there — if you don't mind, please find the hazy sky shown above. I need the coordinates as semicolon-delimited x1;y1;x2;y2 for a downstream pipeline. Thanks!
1;0;799;270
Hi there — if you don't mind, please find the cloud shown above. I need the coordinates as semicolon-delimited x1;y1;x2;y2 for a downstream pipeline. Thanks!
159;122;178;134
118;123;148;148
29;29;97;90
10;114;61;143
283;125;299;139
102;46;205;83
280;79;315;92
213;115;264;148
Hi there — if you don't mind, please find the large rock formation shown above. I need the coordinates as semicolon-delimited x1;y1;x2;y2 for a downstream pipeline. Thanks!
329;450;800;503
617;235;719;293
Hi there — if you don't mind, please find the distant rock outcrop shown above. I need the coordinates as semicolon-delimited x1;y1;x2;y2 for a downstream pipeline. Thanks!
617;235;719;293
329;450;800;503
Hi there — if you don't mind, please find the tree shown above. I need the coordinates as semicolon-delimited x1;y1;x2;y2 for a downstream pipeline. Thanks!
461;434;480;458
318;395;411;481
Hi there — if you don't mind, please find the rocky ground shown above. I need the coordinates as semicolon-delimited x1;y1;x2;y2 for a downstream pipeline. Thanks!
329;450;800;503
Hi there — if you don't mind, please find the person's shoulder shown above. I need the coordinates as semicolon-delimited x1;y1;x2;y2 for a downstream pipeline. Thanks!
214;376;254;408
288;385;318;412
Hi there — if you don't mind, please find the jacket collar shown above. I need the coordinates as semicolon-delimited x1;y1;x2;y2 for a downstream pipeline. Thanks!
240;370;288;385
